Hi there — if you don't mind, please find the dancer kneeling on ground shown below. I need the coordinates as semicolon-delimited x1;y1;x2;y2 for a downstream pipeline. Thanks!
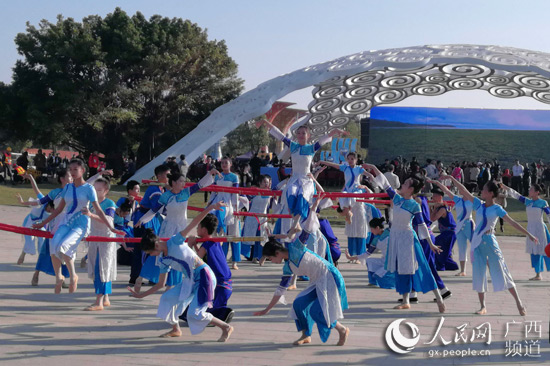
254;193;350;346
127;201;233;342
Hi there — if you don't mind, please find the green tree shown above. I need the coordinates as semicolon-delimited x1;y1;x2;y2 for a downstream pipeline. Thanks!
10;8;243;175
223;120;271;157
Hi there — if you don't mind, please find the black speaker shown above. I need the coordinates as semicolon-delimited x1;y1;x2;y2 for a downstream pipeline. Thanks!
360;117;370;148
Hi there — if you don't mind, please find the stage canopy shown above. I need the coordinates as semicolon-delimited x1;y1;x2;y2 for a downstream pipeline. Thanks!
127;44;550;182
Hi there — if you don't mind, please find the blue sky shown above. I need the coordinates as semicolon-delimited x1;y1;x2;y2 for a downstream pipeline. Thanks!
371;106;550;130
2;1;550;111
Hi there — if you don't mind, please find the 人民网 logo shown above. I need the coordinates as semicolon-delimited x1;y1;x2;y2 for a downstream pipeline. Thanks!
385;318;420;354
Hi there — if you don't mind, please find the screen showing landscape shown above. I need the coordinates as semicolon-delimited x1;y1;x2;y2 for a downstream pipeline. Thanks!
367;106;550;167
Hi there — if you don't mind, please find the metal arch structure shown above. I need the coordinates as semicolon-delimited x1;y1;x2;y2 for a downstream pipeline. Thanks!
127;44;550;183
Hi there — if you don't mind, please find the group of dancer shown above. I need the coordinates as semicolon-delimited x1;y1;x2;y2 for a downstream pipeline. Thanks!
10;119;547;346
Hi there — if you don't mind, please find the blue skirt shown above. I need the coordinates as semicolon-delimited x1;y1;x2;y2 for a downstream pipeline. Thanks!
35;238;69;277
395;238;438;295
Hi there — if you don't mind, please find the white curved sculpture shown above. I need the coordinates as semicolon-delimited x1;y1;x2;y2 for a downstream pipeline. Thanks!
128;44;550;182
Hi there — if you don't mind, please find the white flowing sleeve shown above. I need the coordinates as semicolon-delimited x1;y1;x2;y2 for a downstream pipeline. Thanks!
374;172;391;190
317;134;332;146
138;209;156;225
506;187;522;200
302;208;321;234
269;126;286;141
197;172;214;188
357;252;370;266
416;223;430;240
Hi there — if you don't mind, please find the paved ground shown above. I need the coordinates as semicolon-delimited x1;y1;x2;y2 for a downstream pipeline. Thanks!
0;205;549;365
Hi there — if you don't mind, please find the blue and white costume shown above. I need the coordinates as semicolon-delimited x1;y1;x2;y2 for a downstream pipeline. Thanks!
50;182;98;260
269;126;331;219
21;194;50;255
338;164;366;209
140;174;214;237
135;185;165;283
35;188;70;277
209;172;242;262
87;198;117;295
374;174;437;295
275;213;348;343
507;188;550;273
133;185;164;235
357;229;396;289
348;201;382;257
157;233;216;335
453;196;475;263
273;178;292;242
242;194;271;260
143;174;214;286
470;197;515;293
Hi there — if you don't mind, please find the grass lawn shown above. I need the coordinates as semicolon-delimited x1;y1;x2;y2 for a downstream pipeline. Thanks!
0;181;535;236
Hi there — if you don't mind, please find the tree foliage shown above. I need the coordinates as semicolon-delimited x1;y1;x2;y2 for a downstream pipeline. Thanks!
223;121;271;157
9;8;243;174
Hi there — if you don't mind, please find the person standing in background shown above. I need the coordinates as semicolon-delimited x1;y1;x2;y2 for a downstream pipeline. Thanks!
512;160;524;195
88;151;100;178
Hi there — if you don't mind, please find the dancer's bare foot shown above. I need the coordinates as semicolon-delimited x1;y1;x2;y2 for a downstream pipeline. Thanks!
103;299;111;307
231;263;239;270
84;304;104;311
160;329;182;338
134;282;142;293
337;327;350;346
455;272;466;277
529;276;542;281
69;275;79;293
259;257;266;266
54;276;65;294
437;301;446;313
518;304;527;316
31;272;39;286
394;304;411;310
475;307;487;315
218;325;233;342
287;285;297;290
293;334;312;345
17;252;25;265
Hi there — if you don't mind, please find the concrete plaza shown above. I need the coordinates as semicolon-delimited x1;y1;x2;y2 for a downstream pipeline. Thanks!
0;205;548;365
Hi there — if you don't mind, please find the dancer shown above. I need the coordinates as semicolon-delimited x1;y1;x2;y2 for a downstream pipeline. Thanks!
260;120;346;224
346;217;396;289
413;193;452;302
32;159;124;294
320;152;367;224
442;175;536;315
241;175;272;263
363;164;446;313
131;164;170;288
15;173;55;265
208;157;241;269
135;170;218;289
128;201;234;342
429;179;474;276
254;193;350;346
502;182;550;280
430;187;459;271
189;213;234;323
23;168;106;286
82;177;118;311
